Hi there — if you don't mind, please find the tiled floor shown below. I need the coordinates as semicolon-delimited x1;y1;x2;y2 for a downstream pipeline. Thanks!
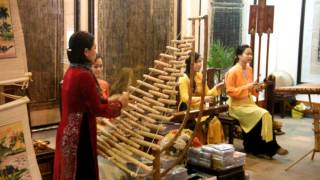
235;116;320;180
31;116;320;179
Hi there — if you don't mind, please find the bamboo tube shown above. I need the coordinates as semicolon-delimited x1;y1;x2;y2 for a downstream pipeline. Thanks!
111;148;153;172
158;98;177;105
97;136;111;149
97;149;109;158
98;126;119;142
148;68;168;75
104;152;138;177
121;110;139;121
118;119;133;130
137;80;160;91
173;64;186;68
136;130;164;140
112;131;140;149
130;137;161;150
153;83;174;90
166;46;180;52
178;43;191;48
115;127;126;136
166;81;179;86
174;51;190;56
154;60;171;67
168;60;185;65
97;142;127;164
136;103;161;114
153;106;176;114
170;73;184;77
178;55;189;60
185;39;195;43
147;113;173;122
130;111;156;123
143;97;165;107
128;103;145;113
171;40;187;44
163;67;180;73
162;89;178;95
148;90;169;99
110;158;138;177
98;147;139;178
158;75;177;81
123;118;150;132
117;124;144;139
181;47;193;51
129;94;150;106
143;122;166;131
100;136;133;156
121;143;155;161
129;86;154;98
160;53;177;60
142;74;164;83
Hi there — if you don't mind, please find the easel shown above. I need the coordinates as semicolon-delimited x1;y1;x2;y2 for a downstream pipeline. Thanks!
248;0;274;102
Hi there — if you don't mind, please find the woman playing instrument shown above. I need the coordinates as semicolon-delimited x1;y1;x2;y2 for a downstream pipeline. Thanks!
178;52;224;144
225;44;288;159
53;31;128;180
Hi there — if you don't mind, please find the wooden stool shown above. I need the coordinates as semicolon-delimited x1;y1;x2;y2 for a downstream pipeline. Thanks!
218;112;240;144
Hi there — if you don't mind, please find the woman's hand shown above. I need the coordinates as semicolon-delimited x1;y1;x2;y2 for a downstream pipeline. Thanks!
204;96;214;103
118;92;129;108
109;92;129;108
215;81;225;90
246;82;256;90
254;83;265;92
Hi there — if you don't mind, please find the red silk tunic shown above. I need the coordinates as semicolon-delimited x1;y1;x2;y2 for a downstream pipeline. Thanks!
53;67;122;180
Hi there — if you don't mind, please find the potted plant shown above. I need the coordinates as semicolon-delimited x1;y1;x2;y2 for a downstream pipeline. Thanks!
208;40;235;70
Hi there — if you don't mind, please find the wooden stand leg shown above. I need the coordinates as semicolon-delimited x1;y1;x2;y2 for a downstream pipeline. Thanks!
285;149;314;171
153;150;161;180
311;151;316;160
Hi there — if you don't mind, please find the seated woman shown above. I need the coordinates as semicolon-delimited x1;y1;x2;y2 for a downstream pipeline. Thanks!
178;52;224;143
225;44;288;159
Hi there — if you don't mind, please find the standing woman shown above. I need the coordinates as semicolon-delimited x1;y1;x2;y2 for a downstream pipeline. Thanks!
53;31;128;180
225;45;288;159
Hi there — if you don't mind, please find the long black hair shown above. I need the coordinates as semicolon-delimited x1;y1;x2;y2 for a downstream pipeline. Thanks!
67;31;95;64
185;52;201;93
233;44;250;65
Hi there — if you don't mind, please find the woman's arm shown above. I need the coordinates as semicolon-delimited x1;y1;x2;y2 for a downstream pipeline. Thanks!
179;76;201;107
79;71;122;118
225;71;253;98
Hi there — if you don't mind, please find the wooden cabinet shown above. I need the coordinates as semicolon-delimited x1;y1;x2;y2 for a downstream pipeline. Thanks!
36;147;55;180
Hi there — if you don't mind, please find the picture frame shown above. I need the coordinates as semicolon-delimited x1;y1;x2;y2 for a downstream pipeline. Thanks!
0;96;41;179
297;0;320;84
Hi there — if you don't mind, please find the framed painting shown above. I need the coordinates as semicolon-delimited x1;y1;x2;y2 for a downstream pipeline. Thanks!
0;0;16;59
0;96;41;179
0;0;28;85
298;0;320;83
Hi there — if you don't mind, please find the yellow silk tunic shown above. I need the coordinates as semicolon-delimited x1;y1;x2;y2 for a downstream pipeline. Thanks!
178;72;220;110
225;64;273;142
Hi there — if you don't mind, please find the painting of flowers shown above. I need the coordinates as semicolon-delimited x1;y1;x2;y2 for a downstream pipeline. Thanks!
0;121;31;179
0;0;16;59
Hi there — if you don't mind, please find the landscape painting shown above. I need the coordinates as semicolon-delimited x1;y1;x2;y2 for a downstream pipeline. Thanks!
0;121;31;179
0;0;16;59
